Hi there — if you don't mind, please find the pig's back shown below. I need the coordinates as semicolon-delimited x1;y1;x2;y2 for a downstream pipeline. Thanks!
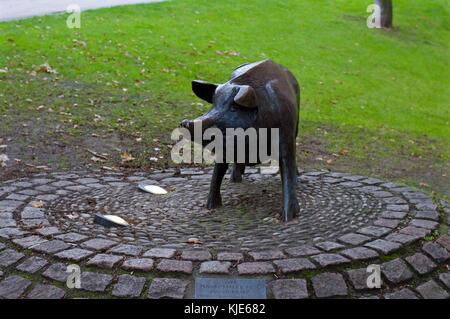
231;59;300;131
231;59;298;105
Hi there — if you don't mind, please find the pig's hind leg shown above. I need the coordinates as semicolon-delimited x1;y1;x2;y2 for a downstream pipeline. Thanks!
279;133;300;222
230;163;245;183
207;163;229;209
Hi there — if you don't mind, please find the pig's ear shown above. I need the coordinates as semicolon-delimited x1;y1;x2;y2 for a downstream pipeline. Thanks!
192;80;218;104
234;85;257;108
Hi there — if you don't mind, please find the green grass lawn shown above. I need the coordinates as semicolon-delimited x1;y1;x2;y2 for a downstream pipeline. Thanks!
0;0;449;195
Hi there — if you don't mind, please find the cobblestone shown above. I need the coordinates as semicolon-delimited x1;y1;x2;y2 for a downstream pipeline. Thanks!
12;236;47;248
143;248;176;259
436;235;450;251
422;242;449;263
0;275;32;299
439;273;450;289
87;254;124;268
312;273;348;298
341;247;378;261
285;245;321;257
81;238;118;251
410;219;438;230
346;268;372;290
181;249;212;261
311;254;350;267
32;240;71;254
148;278;189;299
237;262;275;275
108;244;143;256
54;248;95;261
27;284;66;299
384;288;418;299
55;232;88;243
405;253;436;275
80;272;113;292
365;239;401;254
357;226;391;237
156;259;193;274
249;250;285;261
199;261;232;274
416;280;449;299
217;252;244;261
122;258;154;271
0;249;25;267
338;233;371;245
42;263;69;282
269;279;308;299
112;275;146;298
315;241;344;252
381;258;413;284
16;256;48;273
273;258;316;273
400;226;431;237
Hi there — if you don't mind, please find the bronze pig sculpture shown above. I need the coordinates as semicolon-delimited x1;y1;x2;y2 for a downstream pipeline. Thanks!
181;59;300;221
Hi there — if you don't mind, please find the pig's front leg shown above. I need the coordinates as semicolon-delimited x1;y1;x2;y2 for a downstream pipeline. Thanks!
279;135;300;222
230;163;245;183
207;162;229;209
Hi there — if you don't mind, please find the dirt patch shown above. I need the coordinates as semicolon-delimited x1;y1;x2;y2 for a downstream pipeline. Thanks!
296;128;450;198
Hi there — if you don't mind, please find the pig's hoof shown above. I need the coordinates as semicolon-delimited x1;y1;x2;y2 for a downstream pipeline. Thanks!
282;201;300;222
230;173;242;183
206;197;222;209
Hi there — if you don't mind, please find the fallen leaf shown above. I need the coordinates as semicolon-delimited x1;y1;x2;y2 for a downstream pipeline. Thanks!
72;39;87;47
37;63;57;74
227;50;240;56
121;151;135;163
0;154;9;167
87;149;108;160
91;155;106;163
187;238;203;244
30;200;44;208
215;50;240;57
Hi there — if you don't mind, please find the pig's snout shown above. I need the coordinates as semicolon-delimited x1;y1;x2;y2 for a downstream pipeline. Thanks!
180;116;215;132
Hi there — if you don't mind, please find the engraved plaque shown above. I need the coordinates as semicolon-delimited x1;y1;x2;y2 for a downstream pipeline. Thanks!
195;278;267;299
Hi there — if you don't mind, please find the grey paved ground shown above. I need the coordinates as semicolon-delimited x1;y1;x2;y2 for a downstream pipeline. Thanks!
0;0;165;21
0;167;449;299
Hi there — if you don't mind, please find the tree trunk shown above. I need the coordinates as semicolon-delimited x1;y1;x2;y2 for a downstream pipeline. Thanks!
375;0;393;28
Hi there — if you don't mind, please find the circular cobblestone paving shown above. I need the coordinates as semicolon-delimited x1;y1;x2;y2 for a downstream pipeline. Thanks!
0;167;449;299
46;170;386;250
